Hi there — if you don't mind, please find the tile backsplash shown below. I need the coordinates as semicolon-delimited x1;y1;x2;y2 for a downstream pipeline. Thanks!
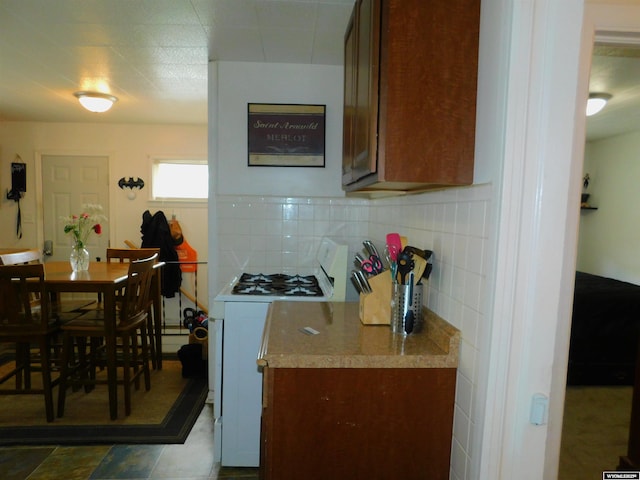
215;182;492;480
216;195;370;288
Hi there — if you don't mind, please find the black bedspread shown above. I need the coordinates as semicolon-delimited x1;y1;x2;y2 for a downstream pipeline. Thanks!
568;271;640;385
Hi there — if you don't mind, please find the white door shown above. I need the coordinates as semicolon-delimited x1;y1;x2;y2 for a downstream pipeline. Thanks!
41;155;110;262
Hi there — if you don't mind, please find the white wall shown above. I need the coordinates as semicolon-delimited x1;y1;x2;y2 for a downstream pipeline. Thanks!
578;131;640;283
216;62;345;198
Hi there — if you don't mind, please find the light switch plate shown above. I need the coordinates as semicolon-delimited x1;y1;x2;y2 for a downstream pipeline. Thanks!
530;393;548;425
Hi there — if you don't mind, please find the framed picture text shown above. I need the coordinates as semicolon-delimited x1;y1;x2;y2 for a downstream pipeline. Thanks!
248;103;326;167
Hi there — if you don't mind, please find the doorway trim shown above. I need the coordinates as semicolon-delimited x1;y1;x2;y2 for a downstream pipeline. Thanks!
546;4;640;477
34;150;115;257
546;4;640;478
475;1;640;479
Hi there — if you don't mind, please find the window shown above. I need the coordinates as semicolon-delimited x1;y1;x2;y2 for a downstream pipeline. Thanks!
152;159;208;200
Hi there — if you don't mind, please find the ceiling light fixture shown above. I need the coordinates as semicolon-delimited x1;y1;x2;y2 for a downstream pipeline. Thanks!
73;91;118;113
586;92;612;116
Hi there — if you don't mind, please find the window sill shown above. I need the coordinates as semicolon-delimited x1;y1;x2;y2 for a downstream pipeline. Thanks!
148;199;208;208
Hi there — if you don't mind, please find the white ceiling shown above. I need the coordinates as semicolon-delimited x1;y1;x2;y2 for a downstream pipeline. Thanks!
0;0;355;125
0;0;637;141
587;42;640;141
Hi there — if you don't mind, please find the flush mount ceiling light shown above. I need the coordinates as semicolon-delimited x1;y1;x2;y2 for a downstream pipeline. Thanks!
73;91;118;113
586;92;612;116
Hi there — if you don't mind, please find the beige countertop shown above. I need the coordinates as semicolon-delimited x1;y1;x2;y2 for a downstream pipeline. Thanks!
257;301;460;369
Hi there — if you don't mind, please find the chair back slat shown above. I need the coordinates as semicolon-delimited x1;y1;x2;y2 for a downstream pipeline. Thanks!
0;249;41;265
120;253;158;325
107;248;160;264
0;264;48;330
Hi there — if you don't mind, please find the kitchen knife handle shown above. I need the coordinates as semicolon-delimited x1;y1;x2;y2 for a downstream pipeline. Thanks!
363;240;381;259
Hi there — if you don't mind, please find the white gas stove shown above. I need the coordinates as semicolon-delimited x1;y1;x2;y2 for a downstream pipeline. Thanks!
210;237;349;467
213;236;348;303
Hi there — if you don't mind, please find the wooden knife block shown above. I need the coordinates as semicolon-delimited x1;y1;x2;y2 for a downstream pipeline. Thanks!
359;270;392;325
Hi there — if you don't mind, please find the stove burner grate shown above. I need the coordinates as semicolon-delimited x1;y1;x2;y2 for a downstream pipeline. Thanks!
232;273;323;297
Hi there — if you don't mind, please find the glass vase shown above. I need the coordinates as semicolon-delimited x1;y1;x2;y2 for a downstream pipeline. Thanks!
70;245;90;272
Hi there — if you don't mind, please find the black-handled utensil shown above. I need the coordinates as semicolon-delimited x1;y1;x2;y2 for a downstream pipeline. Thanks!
423;263;433;279
404;310;414;334
396;251;414;284
403;272;415;334
403;246;432;261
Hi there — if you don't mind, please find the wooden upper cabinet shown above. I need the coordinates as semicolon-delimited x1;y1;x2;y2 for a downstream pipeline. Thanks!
342;0;481;196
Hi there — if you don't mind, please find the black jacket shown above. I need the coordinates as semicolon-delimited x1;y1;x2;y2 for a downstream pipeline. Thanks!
140;210;182;297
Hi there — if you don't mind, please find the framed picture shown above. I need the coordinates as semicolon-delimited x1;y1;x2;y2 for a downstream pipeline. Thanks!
248;103;326;167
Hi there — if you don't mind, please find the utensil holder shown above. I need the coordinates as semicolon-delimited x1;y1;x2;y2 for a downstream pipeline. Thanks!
391;283;423;335
359;270;392;325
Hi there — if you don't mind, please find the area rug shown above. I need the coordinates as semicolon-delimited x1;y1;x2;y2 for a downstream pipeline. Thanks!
0;359;208;446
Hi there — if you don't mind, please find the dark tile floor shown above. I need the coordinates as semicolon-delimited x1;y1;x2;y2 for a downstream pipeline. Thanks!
0;404;259;480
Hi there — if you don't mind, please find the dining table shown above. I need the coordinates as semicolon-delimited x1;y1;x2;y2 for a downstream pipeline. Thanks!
43;260;164;420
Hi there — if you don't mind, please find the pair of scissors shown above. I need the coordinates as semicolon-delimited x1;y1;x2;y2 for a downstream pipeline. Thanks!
361;254;383;275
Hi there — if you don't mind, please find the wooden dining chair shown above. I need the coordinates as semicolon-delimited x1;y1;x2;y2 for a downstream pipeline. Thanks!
57;253;157;419
105;247;162;369
0;248;72;385
0;263;60;422
0;248;96;320
0;248;41;265
83;248;160;303
106;247;161;264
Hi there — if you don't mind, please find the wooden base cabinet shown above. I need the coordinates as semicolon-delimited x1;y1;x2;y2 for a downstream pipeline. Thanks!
260;367;456;480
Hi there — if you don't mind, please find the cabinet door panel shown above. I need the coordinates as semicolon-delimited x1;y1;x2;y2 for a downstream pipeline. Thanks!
342;10;356;184
262;367;456;480
351;0;380;183
380;0;478;184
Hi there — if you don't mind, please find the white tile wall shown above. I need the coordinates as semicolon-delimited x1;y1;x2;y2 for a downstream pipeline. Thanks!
215;183;492;480
216;195;369;291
